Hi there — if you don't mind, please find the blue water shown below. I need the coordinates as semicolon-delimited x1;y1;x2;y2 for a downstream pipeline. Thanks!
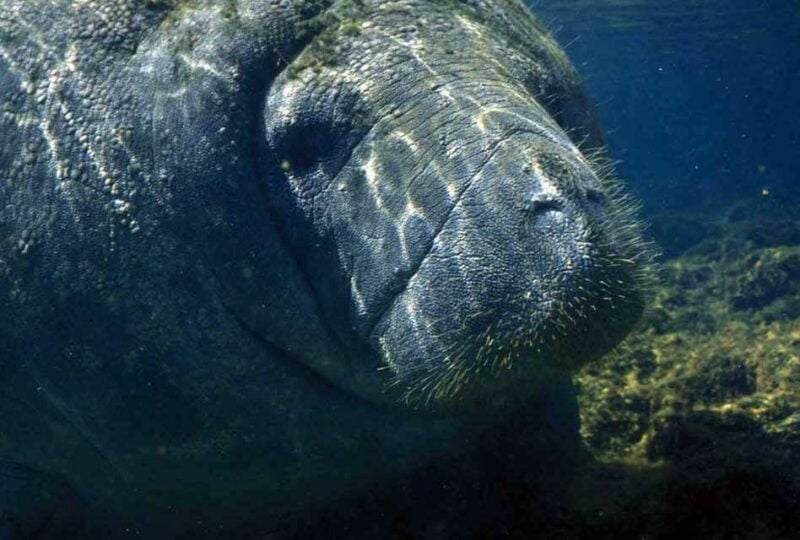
1;2;797;537
531;0;800;213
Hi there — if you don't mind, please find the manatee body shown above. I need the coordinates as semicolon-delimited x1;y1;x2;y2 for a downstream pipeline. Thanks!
0;0;649;537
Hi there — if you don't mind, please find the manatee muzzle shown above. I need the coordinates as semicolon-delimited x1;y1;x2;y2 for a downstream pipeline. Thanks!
366;134;645;408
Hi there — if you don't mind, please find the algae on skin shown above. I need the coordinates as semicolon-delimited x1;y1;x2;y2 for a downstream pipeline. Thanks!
288;0;366;78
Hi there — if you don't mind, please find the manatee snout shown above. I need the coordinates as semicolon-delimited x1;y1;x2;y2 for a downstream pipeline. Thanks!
262;2;652;411
370;133;647;408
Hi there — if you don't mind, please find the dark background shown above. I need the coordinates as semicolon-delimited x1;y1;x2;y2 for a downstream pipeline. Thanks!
531;0;800;215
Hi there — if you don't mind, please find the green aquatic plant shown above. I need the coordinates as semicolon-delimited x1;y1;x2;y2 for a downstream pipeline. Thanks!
572;199;800;536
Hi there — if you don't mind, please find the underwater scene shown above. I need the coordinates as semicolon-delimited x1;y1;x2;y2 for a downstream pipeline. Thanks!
0;0;797;538
335;0;800;535
537;1;800;537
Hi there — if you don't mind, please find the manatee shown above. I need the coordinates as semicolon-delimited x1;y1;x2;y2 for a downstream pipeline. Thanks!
0;0;651;537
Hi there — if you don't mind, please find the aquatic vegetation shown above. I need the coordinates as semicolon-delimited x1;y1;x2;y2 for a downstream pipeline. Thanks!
572;199;800;536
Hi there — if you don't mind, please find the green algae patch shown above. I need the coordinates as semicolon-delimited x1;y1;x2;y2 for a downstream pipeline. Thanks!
288;0;366;78
153;0;200;28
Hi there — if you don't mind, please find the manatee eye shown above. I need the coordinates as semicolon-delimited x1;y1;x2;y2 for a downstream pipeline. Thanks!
264;84;371;200
272;118;346;181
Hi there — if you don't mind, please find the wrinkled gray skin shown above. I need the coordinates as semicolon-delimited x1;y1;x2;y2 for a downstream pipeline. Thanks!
0;0;649;537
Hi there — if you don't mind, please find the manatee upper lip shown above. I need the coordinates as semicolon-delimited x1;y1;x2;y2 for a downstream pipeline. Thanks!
364;128;573;344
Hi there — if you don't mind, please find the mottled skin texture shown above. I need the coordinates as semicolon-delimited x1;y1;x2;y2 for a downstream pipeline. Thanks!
0;0;649;537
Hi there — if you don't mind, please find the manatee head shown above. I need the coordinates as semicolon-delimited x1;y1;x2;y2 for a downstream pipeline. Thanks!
261;0;653;412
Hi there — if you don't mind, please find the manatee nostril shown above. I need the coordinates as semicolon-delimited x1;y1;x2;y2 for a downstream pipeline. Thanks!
585;188;607;205
525;195;564;215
